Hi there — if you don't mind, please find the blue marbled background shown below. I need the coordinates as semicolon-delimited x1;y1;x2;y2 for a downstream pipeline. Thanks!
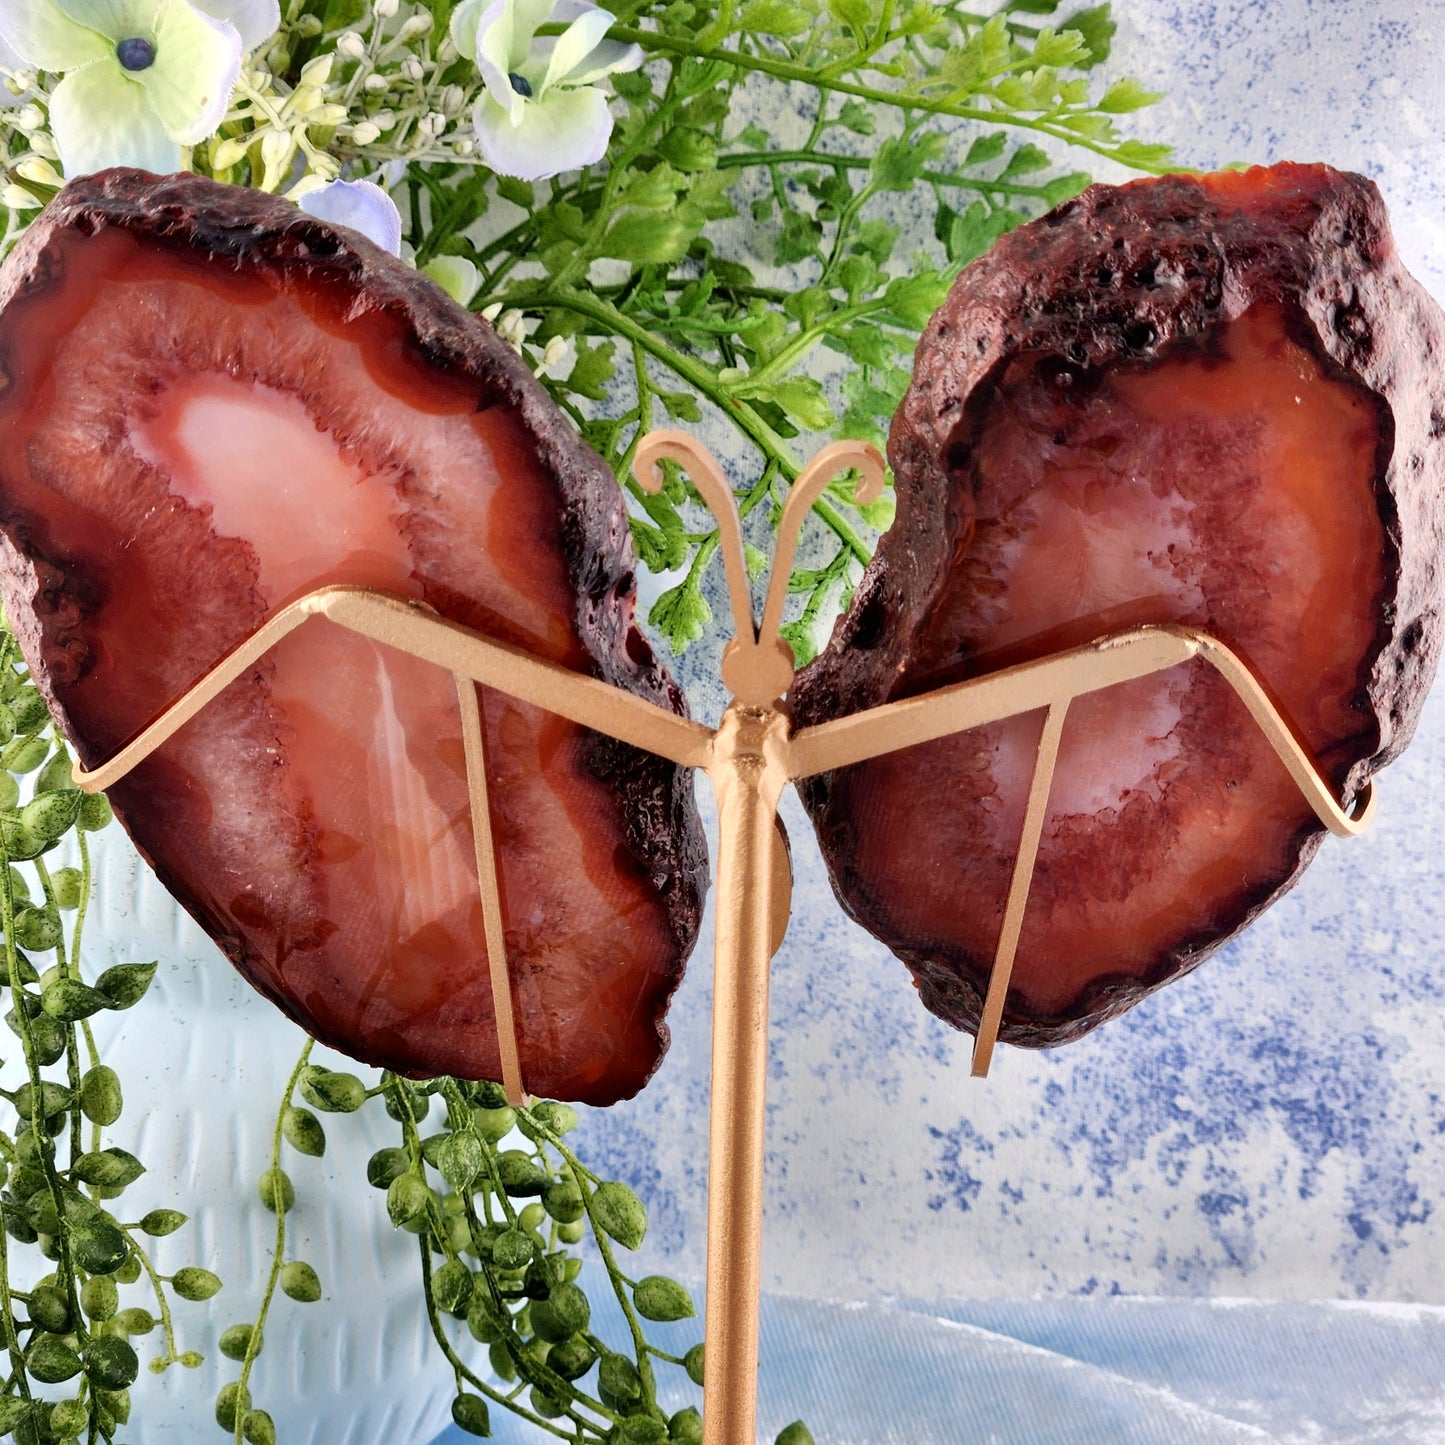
558;0;1445;1310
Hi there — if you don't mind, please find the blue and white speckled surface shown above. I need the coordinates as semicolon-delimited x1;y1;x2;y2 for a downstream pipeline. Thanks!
437;1;1445;1439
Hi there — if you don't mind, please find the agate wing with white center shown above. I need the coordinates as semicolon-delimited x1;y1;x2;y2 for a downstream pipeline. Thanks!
0;171;707;1106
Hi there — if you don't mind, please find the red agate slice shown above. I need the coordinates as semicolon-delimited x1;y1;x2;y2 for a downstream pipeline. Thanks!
792;163;1445;1046
0;171;706;1105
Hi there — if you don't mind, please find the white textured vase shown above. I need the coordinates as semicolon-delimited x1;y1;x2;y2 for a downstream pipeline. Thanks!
30;835;455;1445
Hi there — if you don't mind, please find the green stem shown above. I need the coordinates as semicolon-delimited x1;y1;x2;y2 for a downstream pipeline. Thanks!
717;147;1075;198
606;26;1172;170
233;1039;314;1445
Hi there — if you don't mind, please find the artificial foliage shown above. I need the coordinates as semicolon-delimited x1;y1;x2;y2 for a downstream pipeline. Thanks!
0;0;1167;1438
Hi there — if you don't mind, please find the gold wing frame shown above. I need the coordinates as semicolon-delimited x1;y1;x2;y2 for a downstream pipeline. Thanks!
72;431;1374;1445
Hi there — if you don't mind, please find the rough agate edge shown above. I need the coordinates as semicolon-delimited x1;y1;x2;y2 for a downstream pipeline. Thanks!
791;163;1445;1048
0;170;708;1105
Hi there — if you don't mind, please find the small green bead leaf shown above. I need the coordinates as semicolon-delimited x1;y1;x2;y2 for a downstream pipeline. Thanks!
81;1275;118;1321
495;1150;549;1197
299;1065;367;1113
592;1180;648;1250
94;961;158;1010
633;1275;695;1322
437;1130;484;1191
139;1208;187;1237
615;1415;668;1444
542;1181;585;1224
669;1406;704;1445
85;1334;140;1389
71;1216;129;1276
219;1322;262;1361
279;1261;321;1303
73;1148;146;1189
387;1173;432;1229
598;1351;642;1403
490;1227;533;1271
282;1105;327;1157
432;1259;474;1316
243;1408;277;1445
171;1267;223;1302
683;1342;705;1386
257;1167;295;1214
28;1282;70;1333
117;1307;157;1335
78;791;113;831
20;787;82;840
80;1063;124;1125
367;1147;409;1188
451;1392;491;1437
775;1423;815;1445
215;1381;251;1432
28;1333;83;1382
547;1334;596;1380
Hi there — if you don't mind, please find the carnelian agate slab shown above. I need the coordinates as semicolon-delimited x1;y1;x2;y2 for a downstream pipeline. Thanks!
0;171;706;1105
792;164;1445;1047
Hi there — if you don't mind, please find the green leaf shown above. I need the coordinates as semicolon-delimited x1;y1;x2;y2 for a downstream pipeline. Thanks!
827;0;869;36
870;130;947;191
883;272;950;330
1110;138;1175;169
739;0;813;36
657;126;718;172
94;960;158;1010
1062;2;1116;65
746;377;834;432
633;1275;695;1321
600;205;706;265
649;579;712;652
1098;76;1164;112
591;1180;648;1250
1000;143;1052;178
496;175;533;208
836;99;875;134
964;131;1009;168
660;389;702;423
567;339;616;402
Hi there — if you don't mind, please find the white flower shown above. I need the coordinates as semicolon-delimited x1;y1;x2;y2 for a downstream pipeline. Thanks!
297;178;403;256
0;0;280;177
450;0;641;181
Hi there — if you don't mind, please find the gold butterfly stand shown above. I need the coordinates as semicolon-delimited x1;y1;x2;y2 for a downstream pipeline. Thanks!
73;429;1375;1445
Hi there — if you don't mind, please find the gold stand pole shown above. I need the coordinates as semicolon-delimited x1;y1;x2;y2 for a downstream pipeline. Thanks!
703;705;790;1445
70;429;1377;1445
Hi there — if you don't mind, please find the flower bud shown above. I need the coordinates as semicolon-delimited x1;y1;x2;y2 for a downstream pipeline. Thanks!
15;158;61;188
350;120;382;146
400;15;432;37
300;54;334;88
336;31;367;60
212;136;251;171
364;73;391;92
0;186;41;211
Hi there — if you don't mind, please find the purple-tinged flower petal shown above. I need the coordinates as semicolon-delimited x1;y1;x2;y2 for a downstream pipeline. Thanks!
191;0;279;51
298;179;403;256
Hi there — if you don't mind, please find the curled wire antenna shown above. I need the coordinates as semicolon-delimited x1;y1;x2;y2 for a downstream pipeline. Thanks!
633;431;886;705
